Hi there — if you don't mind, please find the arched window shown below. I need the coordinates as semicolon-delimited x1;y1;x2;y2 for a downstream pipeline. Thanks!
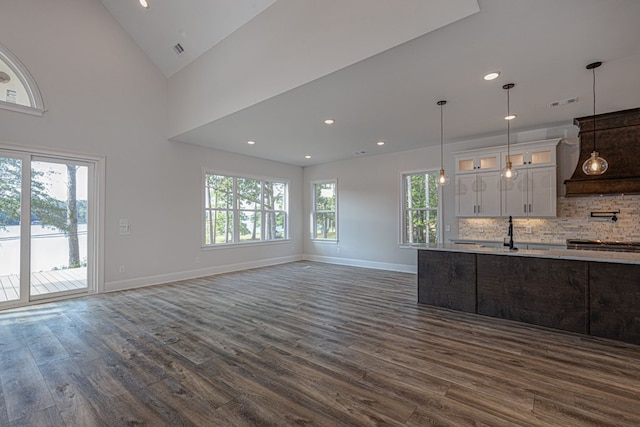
0;43;45;116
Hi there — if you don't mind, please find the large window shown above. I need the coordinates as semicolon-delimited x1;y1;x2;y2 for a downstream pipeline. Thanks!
204;173;288;245
312;180;337;240
402;172;440;244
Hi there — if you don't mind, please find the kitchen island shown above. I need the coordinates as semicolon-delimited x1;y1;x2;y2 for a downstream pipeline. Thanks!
417;244;640;345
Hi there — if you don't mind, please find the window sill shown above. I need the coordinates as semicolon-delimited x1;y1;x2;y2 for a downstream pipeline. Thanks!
310;239;339;244
201;239;292;250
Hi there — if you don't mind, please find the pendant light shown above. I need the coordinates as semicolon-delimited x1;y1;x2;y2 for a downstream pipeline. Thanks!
437;100;449;186
582;61;608;175
501;83;518;181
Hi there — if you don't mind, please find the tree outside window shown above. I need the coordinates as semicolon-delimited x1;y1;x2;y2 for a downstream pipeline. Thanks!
204;173;288;245
403;172;440;244
312;181;337;240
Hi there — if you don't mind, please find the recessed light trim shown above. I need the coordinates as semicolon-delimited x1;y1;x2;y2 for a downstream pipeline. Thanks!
484;72;500;81
247;140;256;145
304;155;311;159
139;0;150;9
377;141;385;146
324;119;335;125
505;114;516;120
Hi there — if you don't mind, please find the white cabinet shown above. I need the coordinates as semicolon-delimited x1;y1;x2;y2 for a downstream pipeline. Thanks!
456;153;499;174
502;145;556;168
454;138;560;218
502;166;556;217
456;172;501;217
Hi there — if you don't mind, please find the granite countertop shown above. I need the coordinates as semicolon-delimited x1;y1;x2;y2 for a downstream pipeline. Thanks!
413;243;640;265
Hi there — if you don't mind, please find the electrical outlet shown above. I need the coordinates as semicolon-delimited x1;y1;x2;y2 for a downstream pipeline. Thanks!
336;247;341;254
119;219;130;235
195;257;200;264
119;265;125;273
445;225;451;232
525;226;532;234
479;227;484;233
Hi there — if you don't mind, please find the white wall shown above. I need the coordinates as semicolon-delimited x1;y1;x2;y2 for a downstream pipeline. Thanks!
0;0;303;292
302;124;578;272
303;146;443;273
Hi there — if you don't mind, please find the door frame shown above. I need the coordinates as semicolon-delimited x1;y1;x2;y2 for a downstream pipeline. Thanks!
0;142;105;309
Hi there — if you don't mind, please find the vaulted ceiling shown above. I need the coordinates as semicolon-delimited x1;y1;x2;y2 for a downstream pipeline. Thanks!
100;0;640;166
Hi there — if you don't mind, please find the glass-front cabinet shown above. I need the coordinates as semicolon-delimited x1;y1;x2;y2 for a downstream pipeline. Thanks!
454;139;560;218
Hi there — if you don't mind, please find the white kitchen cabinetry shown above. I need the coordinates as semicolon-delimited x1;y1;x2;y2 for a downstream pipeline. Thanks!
454;139;559;218
500;140;559;217
501;166;556;217
456;153;499;174
456;171;501;217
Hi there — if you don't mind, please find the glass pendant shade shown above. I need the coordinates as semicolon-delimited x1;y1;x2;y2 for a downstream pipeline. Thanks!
438;168;450;186
501;161;519;181
582;62;608;176
501;83;518;181
582;151;608;175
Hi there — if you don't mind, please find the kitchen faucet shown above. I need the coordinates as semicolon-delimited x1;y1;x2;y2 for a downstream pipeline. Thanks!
504;215;517;251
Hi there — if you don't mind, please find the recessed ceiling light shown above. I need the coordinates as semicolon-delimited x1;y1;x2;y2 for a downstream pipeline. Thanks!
324;119;335;125
377;141;385;146
505;114;517;120
247;140;256;145
139;0;150;9
484;72;500;81
305;155;311;159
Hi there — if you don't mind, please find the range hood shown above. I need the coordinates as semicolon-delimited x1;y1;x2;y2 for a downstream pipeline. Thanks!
565;108;640;196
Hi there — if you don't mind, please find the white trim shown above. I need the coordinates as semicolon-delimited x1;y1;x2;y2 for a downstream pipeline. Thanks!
0;42;46;115
310;178;338;241
400;169;442;245
303;254;416;274
202;170;290;246
0;141;106;300
105;255;303;292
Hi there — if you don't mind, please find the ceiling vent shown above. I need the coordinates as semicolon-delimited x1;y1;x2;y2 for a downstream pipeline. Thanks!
550;97;578;107
173;43;185;56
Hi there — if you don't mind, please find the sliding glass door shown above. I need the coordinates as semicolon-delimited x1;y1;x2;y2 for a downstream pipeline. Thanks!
0;150;98;307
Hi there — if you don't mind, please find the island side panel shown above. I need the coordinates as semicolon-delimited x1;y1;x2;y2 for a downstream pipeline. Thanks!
476;254;588;334
417;250;476;313
590;262;640;345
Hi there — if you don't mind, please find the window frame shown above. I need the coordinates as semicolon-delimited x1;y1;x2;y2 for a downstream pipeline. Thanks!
400;170;443;245
203;171;289;247
0;43;45;116
311;179;338;242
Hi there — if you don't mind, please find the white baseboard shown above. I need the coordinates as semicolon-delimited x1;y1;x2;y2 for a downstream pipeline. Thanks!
104;255;303;293
302;254;416;274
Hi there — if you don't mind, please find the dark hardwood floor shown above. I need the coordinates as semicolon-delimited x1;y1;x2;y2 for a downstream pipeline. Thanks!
1;261;640;426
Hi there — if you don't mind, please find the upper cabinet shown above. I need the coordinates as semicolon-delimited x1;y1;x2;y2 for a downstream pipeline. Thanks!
454;139;560;218
456;153;499;174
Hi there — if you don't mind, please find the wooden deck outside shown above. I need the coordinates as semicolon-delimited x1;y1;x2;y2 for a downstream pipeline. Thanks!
0;267;87;302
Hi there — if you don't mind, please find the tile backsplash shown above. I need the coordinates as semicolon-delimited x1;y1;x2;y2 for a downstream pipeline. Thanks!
457;194;640;244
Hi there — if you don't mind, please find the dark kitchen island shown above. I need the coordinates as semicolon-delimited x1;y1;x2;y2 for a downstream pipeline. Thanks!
417;244;640;345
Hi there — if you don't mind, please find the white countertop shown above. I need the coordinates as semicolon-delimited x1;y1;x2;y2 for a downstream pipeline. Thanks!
414;243;640;265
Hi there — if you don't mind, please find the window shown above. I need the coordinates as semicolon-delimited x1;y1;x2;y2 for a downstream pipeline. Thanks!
312;180;337;240
402;172;440;244
0;43;45;116
204;173;288;245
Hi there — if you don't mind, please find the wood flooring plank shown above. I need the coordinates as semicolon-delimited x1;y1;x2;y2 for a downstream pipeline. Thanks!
0;261;639;426
38;358;108;427
9;405;65;427
0;347;55;422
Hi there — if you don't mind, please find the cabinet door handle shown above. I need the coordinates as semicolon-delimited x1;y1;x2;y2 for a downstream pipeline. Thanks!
529;203;532;213
477;205;480;214
524;203;527;213
474;205;477;214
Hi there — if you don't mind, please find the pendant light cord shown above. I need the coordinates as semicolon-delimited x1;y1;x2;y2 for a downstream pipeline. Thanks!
592;65;597;152
507;87;511;159
440;102;444;168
